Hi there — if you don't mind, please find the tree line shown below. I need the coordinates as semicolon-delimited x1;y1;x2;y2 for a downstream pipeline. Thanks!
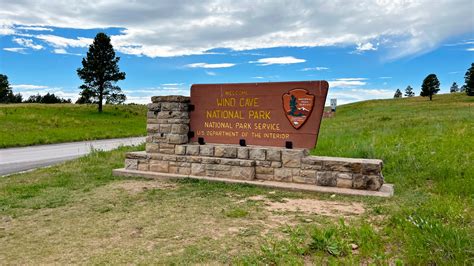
394;63;474;100
1;33;126;111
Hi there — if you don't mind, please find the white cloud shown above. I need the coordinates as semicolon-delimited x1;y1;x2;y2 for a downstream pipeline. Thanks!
379;76;392;79
0;1;472;59
252;76;264;79
53;48;68;54
326;88;393;105
16;26;53;31
52;48;81;56
11;84;49;90
329;78;368;88
161;83;184;86
185;62;235;68
467;47;474;51
300;66;329;71
13;37;44;50
205;71;217;76
356;42;378;52
3;47;26;53
35;34;92;48
0;24;15;35
251;56;306;66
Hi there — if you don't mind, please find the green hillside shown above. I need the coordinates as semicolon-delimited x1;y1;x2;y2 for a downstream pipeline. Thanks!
0;93;472;264
0;104;147;148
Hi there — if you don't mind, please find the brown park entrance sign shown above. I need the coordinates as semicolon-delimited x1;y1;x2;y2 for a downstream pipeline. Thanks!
189;81;329;149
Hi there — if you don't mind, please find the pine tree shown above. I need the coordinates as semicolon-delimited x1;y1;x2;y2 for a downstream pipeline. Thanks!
289;95;297;115
0;74;22;103
464;63;474;96
394;89;402;98
404;85;415;97
420;74;440;101
450;82;459;93
77;33;126;112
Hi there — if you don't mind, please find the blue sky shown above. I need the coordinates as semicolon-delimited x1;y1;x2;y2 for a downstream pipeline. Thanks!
0;0;473;104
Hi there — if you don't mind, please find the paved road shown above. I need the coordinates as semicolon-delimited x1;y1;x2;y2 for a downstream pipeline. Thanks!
0;137;146;176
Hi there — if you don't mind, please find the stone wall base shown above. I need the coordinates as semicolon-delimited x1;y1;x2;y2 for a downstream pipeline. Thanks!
119;143;387;192
112;168;394;197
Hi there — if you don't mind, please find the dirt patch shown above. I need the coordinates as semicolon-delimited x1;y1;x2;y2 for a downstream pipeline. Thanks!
266;198;365;217
110;180;176;194
247;195;365;217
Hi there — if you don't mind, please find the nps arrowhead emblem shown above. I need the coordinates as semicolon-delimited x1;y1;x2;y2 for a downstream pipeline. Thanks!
282;88;315;129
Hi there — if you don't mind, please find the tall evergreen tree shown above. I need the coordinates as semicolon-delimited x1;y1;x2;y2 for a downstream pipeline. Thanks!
0;74;22;103
404;85;415;97
464;63;474;96
77;33;126;112
420;74;440;101
450;82;459;93
394;89;402;98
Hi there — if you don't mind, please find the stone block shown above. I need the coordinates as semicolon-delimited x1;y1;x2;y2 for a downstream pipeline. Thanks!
266;149;281;161
126;152;147;159
316;172;337;187
323;160;352;172
166;118;190;124
199;145;214;156
256;160;271;167
171;124;189;134
337;178;353;188
191;163;206;176
230;166;255;180
300;170;316;178
146;143;159;153
256;166;274;175
249;148;266;160
186;145;200;155
282;150;305;168
214;146;237;158
175;145;186;155
353;174;383;190
147;119;158;124
125;159;138;170
147;111;156;119
157;111;189;119
161;102;188;111
335;173;352;180
239;160;255;167
362;162;382;175
292;176;317;184
158;148;174;154
274;168;293;182
237;147;249;159
202;157;220;164
301;164;322;170
159;124;171;133
147;124;159;133
151;95;190;103
220;158;240;166
271;161;282;168
188;156;202;163
137;162;149;171
168;134;188;144
178;167;191;175
162;155;177;161
256;174;273;181
147;103;161;111
206;164;231;171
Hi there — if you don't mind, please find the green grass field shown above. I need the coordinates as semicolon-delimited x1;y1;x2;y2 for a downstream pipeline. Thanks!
0;104;147;148
0;93;473;264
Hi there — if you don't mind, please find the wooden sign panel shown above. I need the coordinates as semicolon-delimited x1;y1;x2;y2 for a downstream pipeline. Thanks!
189;81;329;149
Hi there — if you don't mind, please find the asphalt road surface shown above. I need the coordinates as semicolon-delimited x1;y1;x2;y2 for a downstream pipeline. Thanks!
0;137;145;176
